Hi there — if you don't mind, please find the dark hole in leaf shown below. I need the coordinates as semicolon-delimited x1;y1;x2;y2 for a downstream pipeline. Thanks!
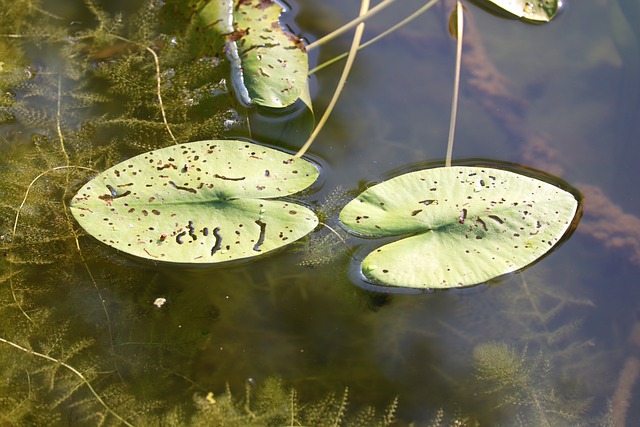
169;181;197;194
211;227;222;255
488;215;504;224
253;220;267;252
458;208;468;224
213;174;245;181
176;231;187;244
188;220;197;241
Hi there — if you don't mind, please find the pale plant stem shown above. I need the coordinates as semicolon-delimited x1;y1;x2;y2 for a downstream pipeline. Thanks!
306;0;396;52
295;0;370;158
11;166;95;238
309;0;440;75
320;222;347;246
520;274;550;334
332;387;349;427
524;378;553;427
57;72;69;165
59;44;125;382
109;34;177;144
9;166;95;322
57;82;114;370
383;396;399;424
33;5;63;20
445;0;463;168
145;45;177;143
10;75;84;322
62;195;125;383
0;34;42;38
289;388;297;426
0;337;134;427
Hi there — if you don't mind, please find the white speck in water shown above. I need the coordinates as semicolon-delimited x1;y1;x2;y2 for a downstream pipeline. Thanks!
153;297;166;308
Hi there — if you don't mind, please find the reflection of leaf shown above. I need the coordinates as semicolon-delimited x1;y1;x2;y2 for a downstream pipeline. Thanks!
70;140;319;264
340;166;580;289
197;0;309;108
475;0;559;23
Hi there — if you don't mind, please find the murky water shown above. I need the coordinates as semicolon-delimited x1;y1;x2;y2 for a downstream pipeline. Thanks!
1;0;639;425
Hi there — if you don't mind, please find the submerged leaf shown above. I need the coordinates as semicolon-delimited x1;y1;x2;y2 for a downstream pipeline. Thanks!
340;166;580;289
70;140;319;264
197;0;309;108
475;0;559;22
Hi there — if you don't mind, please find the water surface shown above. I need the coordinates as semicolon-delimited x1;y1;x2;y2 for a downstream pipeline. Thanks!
1;0;639;424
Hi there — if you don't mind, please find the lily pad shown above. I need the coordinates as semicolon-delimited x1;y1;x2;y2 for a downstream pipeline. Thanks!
474;0;559;22
340;166;580;289
197;0;309;108
70;140;319;264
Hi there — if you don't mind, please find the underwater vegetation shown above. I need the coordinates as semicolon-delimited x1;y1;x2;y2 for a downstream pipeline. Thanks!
473;341;593;426
1;0;639;425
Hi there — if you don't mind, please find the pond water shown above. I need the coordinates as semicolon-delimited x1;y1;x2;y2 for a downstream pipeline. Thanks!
1;0;639;425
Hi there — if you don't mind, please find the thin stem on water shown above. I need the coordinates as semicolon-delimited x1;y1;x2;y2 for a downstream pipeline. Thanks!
306;0;394;52
446;0;464;168
309;0;439;75
295;0;370;158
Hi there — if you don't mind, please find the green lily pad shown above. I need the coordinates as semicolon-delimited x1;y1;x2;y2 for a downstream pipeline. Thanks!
476;0;559;22
70;140;319;264
340;166;580;289
197;0;309;108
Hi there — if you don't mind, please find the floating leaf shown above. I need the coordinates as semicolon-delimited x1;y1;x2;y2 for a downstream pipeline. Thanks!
340;166;580;289
70;140;319;264
197;0;309;108
475;0;559;22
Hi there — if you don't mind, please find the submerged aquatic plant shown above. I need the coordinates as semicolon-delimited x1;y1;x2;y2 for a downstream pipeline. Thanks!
141;377;400;426
297;186;351;269
473;342;589;426
0;0;300;423
0;0;424;423
0;0;613;424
